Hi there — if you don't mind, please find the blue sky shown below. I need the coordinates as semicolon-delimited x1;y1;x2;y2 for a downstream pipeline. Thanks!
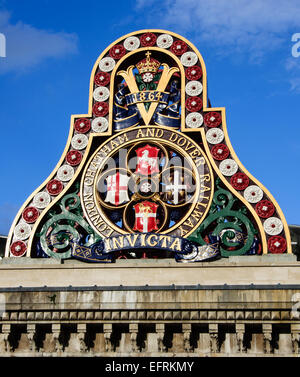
1;0;300;235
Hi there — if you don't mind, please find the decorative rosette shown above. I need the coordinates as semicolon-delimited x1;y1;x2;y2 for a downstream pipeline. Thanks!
230;172;249;191
255;200;275;218
22;206;39;223
99;57;115;72
185;81;203;96
92;117;109;133
185;112;203;128
93;86;110;102
94;71;110;87
185;65;202;81
219;158;238;176
74;118;91;134
186;96;203;112
267;236;287;254
206;128;224;144
109;44;126;59
57;165;74;182
71;134;88;150
93;101;109;117
180;51;198;67
140;32;157;47
156;34;173;49
66;150;82;166
170;40;188;55
263;217;283;236
204;112;222;128
124;36;140;51
211;143;230;161
244;185;264;204
46;179;63;196
14;222;31;241
33;191;51;209
10;241;27;257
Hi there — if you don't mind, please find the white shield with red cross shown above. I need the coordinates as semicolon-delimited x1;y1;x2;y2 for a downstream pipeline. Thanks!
133;201;158;233
135;144;160;176
105;172;130;206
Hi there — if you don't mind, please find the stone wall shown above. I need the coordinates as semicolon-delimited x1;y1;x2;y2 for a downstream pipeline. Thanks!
0;256;299;356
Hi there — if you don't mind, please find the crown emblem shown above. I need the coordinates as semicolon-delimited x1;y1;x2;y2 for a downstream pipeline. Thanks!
136;51;160;74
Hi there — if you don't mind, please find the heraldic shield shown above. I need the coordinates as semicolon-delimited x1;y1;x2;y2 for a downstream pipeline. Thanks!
6;30;291;263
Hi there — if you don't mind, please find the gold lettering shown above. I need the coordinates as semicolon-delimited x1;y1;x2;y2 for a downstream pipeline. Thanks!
147;234;158;247
146;128;155;137
126;234;139;247
140;234;146;246
177;137;186;147
195;156;206;167
169;133;178;142
110;139;119;149
189;148;201;158
117;134;128;144
155;129;164;138
86;169;96;178
112;236;124;249
169;237;181;251
84;177;94;186
158;235;171;248
136;129;145;138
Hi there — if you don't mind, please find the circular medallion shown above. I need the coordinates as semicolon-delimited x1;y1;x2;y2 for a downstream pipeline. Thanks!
185;112;203;128
66;150;82;166
109;44;126;59
10;241;27;257
14;222;31;241
185;66;202;80
186;96;203;112
81;126;213;238
57;165;74;182
33;191;51;209
255;200;275;218
140;32;157;47
156;34;173;49
22;206;39;223
124;36;140;51
93;86;110;102
99;57;115;72
206;128;224;144
268;236;287;254
211;144;230;161
71;134;88;150
74;118;91;134
204;112;222;128
219;159;238;176
170;40;188;55
244;185;264;204
47;179;63;196
263;217;283;236
92;101;109;117
94;71;110;86
92;117;109;133
181;51;198;67
142;72;154;83
185;80;203;96
230;172;249;191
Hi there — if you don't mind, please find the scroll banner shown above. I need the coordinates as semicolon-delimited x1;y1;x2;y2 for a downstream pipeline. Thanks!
71;233;219;263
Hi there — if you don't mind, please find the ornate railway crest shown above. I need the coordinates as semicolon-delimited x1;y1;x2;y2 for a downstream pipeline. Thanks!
6;30;291;263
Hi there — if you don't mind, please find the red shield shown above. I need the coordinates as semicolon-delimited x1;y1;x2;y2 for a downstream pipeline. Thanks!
133;201;158;233
135;144;160;175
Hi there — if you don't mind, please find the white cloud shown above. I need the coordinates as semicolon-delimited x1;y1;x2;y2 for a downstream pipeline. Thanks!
136;0;300;57
0;10;78;74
